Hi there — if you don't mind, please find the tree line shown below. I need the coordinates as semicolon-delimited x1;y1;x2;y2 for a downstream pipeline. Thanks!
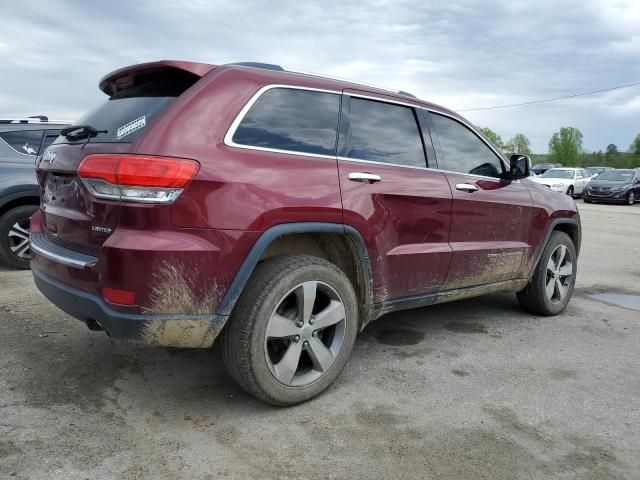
479;127;640;169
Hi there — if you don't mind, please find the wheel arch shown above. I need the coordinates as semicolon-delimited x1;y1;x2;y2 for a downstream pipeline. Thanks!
216;223;374;323
527;218;581;280
0;190;40;219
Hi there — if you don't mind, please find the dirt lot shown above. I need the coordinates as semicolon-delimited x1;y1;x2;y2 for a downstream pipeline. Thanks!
1;201;639;480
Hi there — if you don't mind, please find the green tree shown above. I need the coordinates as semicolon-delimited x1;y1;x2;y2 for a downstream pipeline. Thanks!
479;127;504;151
629;134;640;155
548;127;583;166
606;144;619;156
505;133;532;156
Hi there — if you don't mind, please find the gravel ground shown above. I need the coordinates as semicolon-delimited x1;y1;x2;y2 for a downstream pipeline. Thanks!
1;201;639;480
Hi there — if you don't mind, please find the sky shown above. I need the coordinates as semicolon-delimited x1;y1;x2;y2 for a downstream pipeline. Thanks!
1;0;639;154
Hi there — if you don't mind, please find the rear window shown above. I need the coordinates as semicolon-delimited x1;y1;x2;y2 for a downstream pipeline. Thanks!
0;130;44;155
231;88;340;156
55;69;199;144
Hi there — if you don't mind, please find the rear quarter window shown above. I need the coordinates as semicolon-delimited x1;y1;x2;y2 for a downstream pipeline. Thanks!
0;130;44;156
231;88;340;156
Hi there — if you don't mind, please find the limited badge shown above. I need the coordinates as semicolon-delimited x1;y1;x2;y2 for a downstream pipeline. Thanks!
116;115;146;140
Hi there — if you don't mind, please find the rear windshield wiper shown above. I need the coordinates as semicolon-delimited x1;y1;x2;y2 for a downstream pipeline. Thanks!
60;125;108;141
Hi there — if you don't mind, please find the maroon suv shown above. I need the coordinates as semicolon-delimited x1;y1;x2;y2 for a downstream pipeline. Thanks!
30;61;581;405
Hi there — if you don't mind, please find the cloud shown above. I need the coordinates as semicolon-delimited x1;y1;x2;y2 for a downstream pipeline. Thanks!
0;0;638;152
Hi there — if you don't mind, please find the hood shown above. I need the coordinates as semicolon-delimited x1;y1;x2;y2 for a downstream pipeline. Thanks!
587;179;631;188
532;177;571;186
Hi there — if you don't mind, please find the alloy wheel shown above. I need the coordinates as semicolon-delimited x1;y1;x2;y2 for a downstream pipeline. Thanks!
264;281;347;387
629;191;635;205
545;244;573;304
8;219;31;260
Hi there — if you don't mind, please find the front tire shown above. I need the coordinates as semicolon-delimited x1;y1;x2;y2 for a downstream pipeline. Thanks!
222;255;359;406
517;231;577;316
0;205;38;269
566;186;574;197
627;191;635;205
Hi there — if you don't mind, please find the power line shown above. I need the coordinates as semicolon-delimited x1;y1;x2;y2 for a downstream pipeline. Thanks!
458;81;640;112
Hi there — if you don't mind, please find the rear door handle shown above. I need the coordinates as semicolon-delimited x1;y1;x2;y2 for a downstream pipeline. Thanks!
348;172;382;184
455;183;478;192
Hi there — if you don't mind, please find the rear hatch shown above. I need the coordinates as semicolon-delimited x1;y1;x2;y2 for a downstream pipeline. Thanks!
37;62;213;255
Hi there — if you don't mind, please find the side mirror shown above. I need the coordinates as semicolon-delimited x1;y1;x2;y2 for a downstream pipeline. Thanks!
509;154;530;179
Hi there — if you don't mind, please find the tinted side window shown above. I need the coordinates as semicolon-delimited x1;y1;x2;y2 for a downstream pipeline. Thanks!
232;88;340;156
0;130;44;156
430;113;504;178
347;98;425;168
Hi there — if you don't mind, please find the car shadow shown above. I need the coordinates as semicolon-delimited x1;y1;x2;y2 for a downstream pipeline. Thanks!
9;291;527;414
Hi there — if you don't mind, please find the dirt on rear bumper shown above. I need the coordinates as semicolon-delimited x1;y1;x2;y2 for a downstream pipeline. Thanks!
32;265;228;348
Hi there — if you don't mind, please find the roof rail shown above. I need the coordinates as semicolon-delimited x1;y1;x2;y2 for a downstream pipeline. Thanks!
0;117;71;124
226;63;420;100
226;62;284;71
287;69;416;98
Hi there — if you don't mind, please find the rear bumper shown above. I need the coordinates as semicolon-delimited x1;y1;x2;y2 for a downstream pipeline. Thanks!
32;264;228;348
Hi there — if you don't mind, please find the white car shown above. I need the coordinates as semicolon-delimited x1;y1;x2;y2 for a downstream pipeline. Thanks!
530;167;593;197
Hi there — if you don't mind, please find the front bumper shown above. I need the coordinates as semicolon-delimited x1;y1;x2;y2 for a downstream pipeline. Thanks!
32;265;228;348
583;191;627;203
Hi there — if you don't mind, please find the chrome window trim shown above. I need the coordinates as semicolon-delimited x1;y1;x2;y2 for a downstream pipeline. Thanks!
333;91;509;171
337;157;506;182
224;83;509;178
223;84;341;158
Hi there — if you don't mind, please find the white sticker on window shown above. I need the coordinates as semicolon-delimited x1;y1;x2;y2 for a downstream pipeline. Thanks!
22;143;37;155
116;115;146;140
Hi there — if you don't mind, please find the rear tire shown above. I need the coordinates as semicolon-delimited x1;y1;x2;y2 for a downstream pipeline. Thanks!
0;205;38;269
222;255;359;406
517;231;577;316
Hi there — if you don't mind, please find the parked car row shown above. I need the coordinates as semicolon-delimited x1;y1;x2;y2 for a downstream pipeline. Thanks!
529;166;640;205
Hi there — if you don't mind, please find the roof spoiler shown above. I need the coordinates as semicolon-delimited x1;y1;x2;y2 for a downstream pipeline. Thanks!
98;60;217;96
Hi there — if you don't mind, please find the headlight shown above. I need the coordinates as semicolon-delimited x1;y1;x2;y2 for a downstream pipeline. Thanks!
552;183;564;188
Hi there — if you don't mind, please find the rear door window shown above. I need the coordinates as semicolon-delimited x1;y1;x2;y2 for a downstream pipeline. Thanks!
0;130;44;156
345;97;426;168
231;88;340;156
430;113;504;178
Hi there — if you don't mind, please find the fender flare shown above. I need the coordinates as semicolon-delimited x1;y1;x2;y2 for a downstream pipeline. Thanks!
527;218;581;280
215;222;373;317
0;187;40;213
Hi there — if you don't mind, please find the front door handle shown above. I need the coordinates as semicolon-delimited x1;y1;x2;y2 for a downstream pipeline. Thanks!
455;183;479;192
349;172;382;184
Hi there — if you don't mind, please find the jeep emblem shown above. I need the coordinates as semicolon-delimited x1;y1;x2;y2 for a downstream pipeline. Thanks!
42;149;56;164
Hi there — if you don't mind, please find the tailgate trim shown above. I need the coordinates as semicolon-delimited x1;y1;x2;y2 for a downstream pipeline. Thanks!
30;234;97;268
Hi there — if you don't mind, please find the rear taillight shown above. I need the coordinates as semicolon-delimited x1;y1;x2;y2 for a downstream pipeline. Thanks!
78;154;199;204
